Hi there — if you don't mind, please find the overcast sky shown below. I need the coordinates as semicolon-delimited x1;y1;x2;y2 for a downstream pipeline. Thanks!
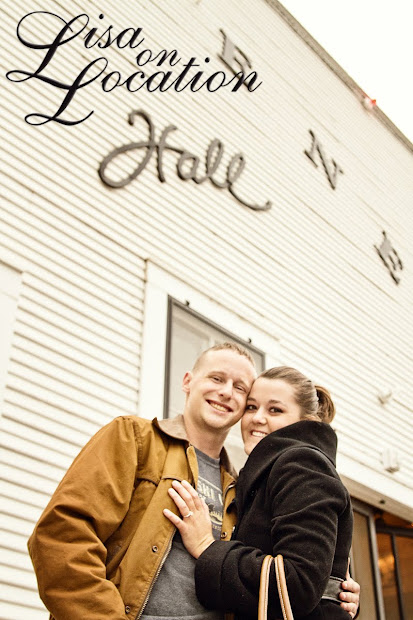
279;0;413;143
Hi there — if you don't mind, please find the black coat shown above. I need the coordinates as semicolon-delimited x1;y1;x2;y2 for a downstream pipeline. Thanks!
195;420;353;619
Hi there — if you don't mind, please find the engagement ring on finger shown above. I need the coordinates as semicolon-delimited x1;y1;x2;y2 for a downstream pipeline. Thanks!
183;511;193;518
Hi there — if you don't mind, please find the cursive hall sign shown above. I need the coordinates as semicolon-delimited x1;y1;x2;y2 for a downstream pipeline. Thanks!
99;110;272;211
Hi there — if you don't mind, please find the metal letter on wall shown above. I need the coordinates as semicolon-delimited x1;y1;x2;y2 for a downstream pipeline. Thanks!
98;109;272;211
305;130;344;190
374;230;403;284
219;29;253;88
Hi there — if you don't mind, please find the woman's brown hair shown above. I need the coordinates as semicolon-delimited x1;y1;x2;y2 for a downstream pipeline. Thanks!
258;366;336;423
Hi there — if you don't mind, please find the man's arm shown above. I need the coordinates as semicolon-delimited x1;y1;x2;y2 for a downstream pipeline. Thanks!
28;416;139;620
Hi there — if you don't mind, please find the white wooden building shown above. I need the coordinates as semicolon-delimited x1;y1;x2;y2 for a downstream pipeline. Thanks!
1;1;412;618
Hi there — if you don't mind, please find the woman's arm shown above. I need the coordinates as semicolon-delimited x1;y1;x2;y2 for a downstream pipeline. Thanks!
165;459;359;618
264;447;353;613
163;479;215;557
196;448;350;618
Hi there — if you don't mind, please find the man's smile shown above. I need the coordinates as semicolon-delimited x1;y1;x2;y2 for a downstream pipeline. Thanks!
207;400;233;413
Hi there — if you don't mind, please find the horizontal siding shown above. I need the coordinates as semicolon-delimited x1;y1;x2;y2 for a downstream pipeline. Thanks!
1;0;412;616
1;37;146;607
0;588;47;620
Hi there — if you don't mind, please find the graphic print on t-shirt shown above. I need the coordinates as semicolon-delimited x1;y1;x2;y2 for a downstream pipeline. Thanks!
195;447;224;541
197;475;223;538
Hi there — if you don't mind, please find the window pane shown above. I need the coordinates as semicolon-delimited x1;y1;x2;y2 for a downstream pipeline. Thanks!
168;312;211;418
396;535;413;618
351;511;378;620
377;533;401;620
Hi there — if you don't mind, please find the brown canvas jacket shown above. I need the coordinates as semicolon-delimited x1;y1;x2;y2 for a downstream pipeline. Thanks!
28;414;237;620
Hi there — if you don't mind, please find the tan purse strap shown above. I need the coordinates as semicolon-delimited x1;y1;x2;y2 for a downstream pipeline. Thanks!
258;554;294;620
258;555;273;620
274;554;294;620
228;553;295;620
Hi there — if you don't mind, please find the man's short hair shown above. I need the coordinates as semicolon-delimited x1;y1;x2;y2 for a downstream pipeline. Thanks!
192;341;256;372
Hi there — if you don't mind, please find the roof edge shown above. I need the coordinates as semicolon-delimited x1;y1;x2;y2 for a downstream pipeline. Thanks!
265;0;413;154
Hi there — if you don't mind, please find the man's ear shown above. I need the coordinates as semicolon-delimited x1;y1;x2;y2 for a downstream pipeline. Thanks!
182;371;192;394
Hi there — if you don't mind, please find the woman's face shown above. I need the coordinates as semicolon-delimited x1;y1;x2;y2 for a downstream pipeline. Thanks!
241;377;302;455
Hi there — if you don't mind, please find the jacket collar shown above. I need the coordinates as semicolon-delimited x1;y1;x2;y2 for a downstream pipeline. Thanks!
237;420;337;505
154;414;237;479
155;413;188;441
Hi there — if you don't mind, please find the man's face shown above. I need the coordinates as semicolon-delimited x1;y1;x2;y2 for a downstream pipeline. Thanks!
182;349;256;435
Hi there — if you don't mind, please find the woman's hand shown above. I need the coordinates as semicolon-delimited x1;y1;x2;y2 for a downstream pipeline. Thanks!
339;567;360;618
163;480;215;559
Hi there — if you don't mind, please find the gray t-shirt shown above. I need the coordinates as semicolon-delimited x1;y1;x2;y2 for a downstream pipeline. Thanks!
141;449;224;620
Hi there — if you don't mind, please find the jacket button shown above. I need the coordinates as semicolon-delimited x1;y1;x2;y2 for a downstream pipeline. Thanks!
125;605;131;614
221;532;227;539
152;545;159;552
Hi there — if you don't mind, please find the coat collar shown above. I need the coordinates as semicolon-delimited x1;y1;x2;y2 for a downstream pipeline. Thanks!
154;414;237;479
237;420;337;505
155;413;188;441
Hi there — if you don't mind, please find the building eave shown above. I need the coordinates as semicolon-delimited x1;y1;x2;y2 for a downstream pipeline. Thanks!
265;0;413;154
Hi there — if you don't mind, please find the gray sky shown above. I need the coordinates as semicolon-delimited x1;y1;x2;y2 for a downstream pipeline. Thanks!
280;0;413;143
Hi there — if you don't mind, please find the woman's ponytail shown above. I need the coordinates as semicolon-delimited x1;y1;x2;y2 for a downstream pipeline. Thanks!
315;385;336;423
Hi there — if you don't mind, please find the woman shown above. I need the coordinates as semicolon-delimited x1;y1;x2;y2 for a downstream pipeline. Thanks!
164;367;355;619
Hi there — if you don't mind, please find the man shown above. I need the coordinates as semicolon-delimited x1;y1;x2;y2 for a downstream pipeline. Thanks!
29;342;359;619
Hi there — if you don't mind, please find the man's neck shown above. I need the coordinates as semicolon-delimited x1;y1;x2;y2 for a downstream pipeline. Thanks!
183;417;226;459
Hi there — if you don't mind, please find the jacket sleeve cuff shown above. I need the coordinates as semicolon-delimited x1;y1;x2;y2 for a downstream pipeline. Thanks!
195;540;238;609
